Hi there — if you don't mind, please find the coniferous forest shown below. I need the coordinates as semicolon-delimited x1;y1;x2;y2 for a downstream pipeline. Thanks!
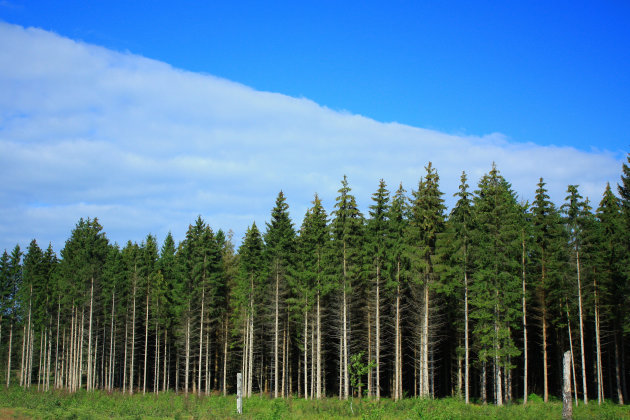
1;158;630;407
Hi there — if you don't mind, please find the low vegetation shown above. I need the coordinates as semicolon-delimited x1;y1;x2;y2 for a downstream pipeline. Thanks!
0;387;628;420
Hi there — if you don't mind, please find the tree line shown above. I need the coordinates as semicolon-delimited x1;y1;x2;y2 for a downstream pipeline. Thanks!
1;159;629;406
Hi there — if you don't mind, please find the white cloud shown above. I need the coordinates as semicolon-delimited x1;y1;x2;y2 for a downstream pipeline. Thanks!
0;22;624;252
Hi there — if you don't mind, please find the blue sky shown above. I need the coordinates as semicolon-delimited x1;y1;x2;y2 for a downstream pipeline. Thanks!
0;1;629;252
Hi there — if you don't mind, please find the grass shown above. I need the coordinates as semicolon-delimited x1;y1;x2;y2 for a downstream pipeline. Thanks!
0;387;628;419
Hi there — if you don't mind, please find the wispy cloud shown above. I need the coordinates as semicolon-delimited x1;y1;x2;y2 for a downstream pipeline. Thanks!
0;22;623;251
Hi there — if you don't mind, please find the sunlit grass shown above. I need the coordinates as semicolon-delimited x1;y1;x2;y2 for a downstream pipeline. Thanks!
0;387;628;419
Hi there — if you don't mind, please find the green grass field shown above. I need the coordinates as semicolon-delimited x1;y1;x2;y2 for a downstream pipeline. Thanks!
0;387;628;419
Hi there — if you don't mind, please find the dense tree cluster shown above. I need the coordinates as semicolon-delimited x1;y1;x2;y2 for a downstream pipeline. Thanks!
1;159;629;406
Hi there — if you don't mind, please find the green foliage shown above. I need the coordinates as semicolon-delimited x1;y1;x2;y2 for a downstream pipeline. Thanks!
1;388;628;419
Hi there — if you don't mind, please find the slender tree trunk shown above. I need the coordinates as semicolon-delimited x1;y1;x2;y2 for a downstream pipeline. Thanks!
541;259;549;403
184;307;190;395
130;270;137;395
566;303;579;406
108;291;115;392
282;321;287;398
87;277;94;391
78;307;85;390
614;334;624;404
54;298;60;389
422;280;430;397
123;309;128;393
342;242;349;400
223;318;228;396
304;308;308;400
311;314;315;399
464;270;470;404
481;362;487;404
522;233;528;405
198;285;205;396
317;287;322;400
274;265;279;399
375;262;381;400
163;329;168;393
6;320;13;387
495;302;503;406
205;328;210;395
143;285;149;394
595;279;603;405
576;250;588;404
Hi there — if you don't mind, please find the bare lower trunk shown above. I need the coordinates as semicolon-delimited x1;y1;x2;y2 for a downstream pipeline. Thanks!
465;271;470;404
129;273;137;395
274;268;279;398
522;233;528;405
316;290;321;400
222;319;228;396
576;250;588;404
542;298;549;402
375;264;381;400
184;310;190;395
595;281;603;405
198;287;205;396
304;309;308;400
144;288;149;395
6;322;13;387
87;277;94;391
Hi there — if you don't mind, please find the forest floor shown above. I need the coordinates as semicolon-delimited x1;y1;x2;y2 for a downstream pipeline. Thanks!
0;387;628;419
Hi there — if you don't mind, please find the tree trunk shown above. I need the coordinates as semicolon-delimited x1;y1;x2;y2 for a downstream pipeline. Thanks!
422;280;430;397
576;250;588;404
223;319;228;396
87;277;94;391
185;308;190;395
317;287;322;400
375;262;381;400
6;320;13;388
594;279;603;405
54;298;60;389
465;270;470;404
109;292;115;392
144;285;149;394
614;334;624;404
130;270;137;395
342;242;349;400
274;265;280;399
198;285;205;396
542;291;549;402
304;308;308;400
522;233;528;405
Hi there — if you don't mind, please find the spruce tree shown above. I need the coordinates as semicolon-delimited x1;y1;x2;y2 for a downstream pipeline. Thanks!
387;183;409;401
595;184;625;404
439;171;473;403
470;165;521;405
365;179;390;399
263;191;296;398
408;162;446;397
331;175;364;399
